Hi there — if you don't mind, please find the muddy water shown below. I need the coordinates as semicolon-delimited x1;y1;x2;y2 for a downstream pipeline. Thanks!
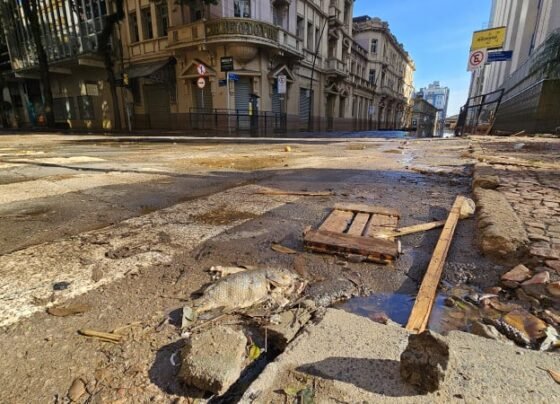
337;290;483;335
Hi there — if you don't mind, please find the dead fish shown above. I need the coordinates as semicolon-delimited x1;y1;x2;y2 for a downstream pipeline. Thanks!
192;267;302;314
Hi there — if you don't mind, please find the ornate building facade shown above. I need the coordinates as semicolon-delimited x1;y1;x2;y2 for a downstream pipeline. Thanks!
1;0;415;133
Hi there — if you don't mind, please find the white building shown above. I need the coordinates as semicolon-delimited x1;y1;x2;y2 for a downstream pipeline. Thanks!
469;0;560;98
418;81;449;135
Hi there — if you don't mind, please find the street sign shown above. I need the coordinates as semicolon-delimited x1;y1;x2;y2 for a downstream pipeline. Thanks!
468;48;488;72
487;50;513;62
197;77;206;89
277;74;287;94
221;57;234;72
471;26;506;50
197;64;207;76
228;73;240;81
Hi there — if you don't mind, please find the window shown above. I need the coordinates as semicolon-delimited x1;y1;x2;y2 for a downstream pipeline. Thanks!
369;69;375;84
315;27;320;50
234;0;251;18
157;2;169;37
307;22;313;50
129;12;139;42
296;16;304;40
370;39;377;53
141;8;153;40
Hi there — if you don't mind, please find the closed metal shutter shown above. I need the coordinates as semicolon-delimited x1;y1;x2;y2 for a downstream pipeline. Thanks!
299;88;311;126
235;77;251;111
145;85;171;129
272;84;281;114
235;77;251;130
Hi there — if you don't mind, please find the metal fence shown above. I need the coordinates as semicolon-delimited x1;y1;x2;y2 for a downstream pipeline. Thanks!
188;109;287;134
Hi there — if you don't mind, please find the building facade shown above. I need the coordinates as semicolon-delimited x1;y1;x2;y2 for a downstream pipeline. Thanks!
418;81;449;135
469;0;560;98
411;96;437;137
353;16;415;130
0;0;415;133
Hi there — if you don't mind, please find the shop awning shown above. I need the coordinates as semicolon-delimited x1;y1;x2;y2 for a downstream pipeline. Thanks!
127;57;174;79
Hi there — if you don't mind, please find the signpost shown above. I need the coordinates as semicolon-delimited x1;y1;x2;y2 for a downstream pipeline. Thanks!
277;74;287;95
221;57;234;72
471;26;507;50
487;50;513;62
197;77;206;89
197;64;207;76
468;48;488;72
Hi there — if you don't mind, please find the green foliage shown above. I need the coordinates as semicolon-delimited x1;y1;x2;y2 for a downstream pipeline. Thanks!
530;31;560;79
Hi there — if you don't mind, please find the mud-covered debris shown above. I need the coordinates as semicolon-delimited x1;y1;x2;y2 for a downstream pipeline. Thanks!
179;326;247;394
492;309;548;348
53;281;71;291
47;303;90;317
67;378;86;402
547;282;560;298
190;267;304;315
400;330;449;393
271;243;297;255
501;264;532;287
470;321;511;343
267;308;313;350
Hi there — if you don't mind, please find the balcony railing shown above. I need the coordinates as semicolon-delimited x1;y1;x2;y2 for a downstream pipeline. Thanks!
205;18;278;41
168;18;302;57
325;57;348;76
129;37;169;60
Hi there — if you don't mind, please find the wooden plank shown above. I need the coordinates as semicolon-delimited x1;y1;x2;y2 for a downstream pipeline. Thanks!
256;189;333;196
304;229;398;259
318;210;354;233
347;213;370;236
334;203;400;218
374;220;446;239
405;196;466;333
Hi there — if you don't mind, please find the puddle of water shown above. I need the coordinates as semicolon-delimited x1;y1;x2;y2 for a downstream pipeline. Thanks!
336;291;483;335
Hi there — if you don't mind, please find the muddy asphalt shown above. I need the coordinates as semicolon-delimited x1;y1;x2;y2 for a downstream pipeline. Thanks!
0;132;502;403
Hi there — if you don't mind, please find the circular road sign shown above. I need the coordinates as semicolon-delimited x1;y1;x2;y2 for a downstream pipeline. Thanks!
197;77;206;89
470;50;485;68
197;64;207;76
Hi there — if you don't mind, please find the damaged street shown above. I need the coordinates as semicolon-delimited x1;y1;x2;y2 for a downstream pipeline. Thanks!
0;132;558;402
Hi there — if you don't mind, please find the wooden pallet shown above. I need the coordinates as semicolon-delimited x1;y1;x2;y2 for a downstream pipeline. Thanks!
304;203;400;264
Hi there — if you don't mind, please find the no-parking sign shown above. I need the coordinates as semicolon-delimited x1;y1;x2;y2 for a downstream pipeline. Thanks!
467;49;488;72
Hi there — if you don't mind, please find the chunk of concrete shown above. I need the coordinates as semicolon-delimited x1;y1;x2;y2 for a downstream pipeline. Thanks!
400;330;449;393
267;309;312;350
473;174;500;190
179;326;247;394
501;264;532;283
471;321;511;344
474;188;529;262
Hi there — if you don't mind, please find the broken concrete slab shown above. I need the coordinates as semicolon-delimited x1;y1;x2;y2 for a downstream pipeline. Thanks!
470;321;512;344
242;309;560;403
474;188;529;262
267;309;313;350
400;330;449;393
472;174;500;190
179;326;247;394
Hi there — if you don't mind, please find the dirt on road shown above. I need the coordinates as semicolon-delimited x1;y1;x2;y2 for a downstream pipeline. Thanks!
0;133;540;403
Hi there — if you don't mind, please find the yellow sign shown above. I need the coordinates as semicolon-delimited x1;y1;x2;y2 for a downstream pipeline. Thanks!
471;26;506;50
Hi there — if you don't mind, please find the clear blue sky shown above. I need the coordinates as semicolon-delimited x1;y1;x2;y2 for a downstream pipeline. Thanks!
354;0;491;116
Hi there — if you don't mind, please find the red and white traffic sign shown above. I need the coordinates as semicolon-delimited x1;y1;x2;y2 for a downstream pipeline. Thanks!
468;49;488;72
197;64;207;76
197;77;206;89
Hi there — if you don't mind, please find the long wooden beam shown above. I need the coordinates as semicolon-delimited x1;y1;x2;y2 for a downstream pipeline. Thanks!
406;196;466;333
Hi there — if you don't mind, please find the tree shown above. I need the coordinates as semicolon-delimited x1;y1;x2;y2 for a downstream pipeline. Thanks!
21;0;56;128
97;0;125;131
530;31;560;79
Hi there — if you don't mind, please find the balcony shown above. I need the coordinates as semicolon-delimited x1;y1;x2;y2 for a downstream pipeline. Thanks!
329;0;344;26
129;37;170;61
167;18;302;58
325;57;348;78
